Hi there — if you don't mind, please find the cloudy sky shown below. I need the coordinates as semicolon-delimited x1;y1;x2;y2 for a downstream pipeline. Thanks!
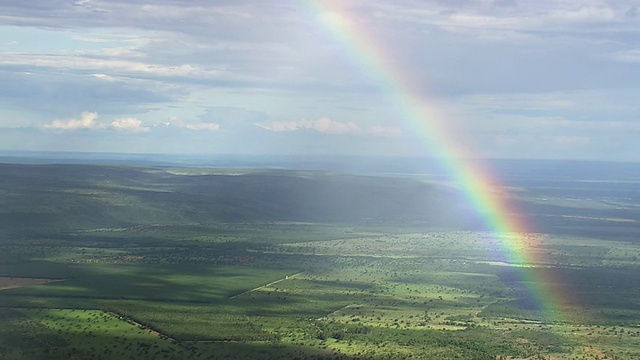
1;0;640;161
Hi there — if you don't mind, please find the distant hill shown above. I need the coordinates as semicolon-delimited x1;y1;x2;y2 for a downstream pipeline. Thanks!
0;164;480;232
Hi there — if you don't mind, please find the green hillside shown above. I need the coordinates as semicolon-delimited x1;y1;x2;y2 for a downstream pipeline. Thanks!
0;164;477;231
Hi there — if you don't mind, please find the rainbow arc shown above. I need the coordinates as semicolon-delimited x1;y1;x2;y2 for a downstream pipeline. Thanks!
306;1;573;323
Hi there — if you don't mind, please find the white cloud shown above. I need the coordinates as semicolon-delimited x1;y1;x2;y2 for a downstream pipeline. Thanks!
256;117;361;135
547;6;615;24
91;73;116;81
256;118;403;137
110;117;149;132
42;112;149;132
374;1;623;42
311;118;360;134
0;53;224;81
438;6;616;40
254;121;302;132
184;123;220;131
163;116;220;132
43;112;103;130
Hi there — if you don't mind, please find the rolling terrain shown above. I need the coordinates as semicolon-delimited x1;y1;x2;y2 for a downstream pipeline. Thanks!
1;161;640;359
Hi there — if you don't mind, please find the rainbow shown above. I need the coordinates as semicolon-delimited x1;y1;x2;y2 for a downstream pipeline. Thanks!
304;1;573;323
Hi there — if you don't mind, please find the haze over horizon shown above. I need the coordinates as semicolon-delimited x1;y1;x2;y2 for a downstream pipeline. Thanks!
2;1;640;161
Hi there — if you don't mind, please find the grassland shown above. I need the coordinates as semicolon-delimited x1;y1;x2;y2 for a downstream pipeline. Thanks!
1;163;640;359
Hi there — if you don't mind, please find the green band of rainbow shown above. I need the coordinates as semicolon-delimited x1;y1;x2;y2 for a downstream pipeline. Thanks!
305;1;574;323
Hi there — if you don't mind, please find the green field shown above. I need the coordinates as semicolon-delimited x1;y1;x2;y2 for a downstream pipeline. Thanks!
1;164;640;359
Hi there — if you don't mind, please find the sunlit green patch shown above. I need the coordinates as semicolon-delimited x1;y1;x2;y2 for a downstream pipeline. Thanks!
18;308;187;359
550;324;640;359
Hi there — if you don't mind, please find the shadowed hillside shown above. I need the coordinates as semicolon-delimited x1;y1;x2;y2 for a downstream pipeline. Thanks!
0;164;480;232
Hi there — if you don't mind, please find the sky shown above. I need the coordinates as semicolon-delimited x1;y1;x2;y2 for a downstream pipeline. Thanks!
1;0;640;161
